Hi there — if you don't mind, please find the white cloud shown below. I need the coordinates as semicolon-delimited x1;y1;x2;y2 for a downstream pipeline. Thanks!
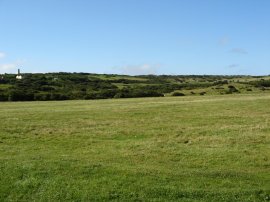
0;60;23;74
119;64;160;75
0;63;17;73
0;52;6;59
230;48;248;54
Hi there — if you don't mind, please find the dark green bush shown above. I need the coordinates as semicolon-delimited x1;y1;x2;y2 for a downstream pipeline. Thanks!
199;92;206;95
227;85;239;93
172;92;185;96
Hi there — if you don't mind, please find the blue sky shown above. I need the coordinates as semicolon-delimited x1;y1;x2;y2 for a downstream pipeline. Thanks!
0;0;269;75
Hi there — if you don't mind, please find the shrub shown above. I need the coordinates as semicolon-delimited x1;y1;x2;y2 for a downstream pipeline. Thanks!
34;93;51;101
172;92;185;96
199;92;206;95
8;90;34;101
227;85;239;93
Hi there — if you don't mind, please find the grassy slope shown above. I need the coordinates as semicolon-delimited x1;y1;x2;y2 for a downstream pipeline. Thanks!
0;94;269;201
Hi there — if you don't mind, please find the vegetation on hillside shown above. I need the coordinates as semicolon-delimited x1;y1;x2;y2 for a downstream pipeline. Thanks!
0;72;270;101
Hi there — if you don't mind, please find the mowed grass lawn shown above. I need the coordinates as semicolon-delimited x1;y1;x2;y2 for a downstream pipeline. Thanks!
0;94;269;201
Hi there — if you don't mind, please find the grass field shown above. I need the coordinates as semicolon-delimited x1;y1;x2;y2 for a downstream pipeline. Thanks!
0;94;270;201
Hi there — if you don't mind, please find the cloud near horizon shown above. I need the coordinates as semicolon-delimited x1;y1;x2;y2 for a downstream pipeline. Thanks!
0;63;17;73
0;60;24;74
0;52;6;59
118;64;160;75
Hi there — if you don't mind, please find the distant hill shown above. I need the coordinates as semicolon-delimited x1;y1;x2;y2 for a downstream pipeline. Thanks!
0;73;269;101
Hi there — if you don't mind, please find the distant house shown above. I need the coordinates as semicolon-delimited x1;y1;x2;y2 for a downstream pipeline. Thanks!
16;69;22;80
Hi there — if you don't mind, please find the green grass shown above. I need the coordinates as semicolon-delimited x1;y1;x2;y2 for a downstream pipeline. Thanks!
0;84;12;89
0;94;270;201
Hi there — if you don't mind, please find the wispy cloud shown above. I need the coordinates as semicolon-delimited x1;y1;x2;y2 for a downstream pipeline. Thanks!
230;48;248;54
228;64;239;68
118;64;160;75
0;51;6;59
219;37;229;46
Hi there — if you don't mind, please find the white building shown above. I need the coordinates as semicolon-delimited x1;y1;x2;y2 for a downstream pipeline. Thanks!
16;69;22;80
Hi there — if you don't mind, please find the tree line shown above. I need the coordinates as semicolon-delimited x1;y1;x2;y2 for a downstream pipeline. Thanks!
0;73;269;101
